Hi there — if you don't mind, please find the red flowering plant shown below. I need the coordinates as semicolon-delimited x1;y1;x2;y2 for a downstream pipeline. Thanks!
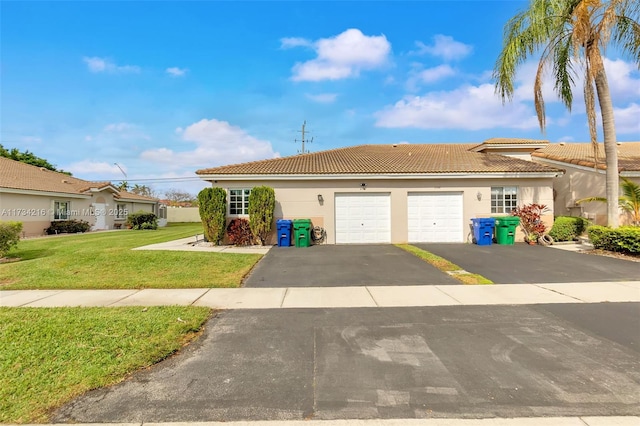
511;203;549;243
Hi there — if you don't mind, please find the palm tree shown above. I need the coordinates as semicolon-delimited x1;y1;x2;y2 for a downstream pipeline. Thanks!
577;177;640;225
494;0;640;228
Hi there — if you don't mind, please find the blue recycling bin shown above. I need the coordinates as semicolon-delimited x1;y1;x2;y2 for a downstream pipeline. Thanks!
471;218;496;246
276;219;293;247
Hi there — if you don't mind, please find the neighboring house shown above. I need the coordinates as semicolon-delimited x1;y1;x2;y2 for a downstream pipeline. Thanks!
0;157;164;237
196;139;565;244
532;141;640;225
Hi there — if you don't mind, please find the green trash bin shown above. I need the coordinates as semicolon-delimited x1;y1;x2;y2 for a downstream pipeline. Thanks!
494;216;520;245
292;219;312;247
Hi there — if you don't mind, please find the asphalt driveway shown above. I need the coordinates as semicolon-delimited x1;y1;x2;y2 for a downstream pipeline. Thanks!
244;244;459;287
53;303;640;422
415;243;640;284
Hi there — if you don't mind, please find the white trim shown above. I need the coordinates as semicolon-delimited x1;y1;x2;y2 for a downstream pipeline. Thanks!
471;143;548;152
0;187;91;199
116;198;157;204
535;157;640;177
199;171;562;182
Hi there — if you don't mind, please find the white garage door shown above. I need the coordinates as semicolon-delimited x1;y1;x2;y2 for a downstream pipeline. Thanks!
335;193;391;244
408;192;464;242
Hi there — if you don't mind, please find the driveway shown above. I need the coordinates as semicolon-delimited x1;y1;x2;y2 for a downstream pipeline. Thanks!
244;245;459;287
415;243;640;284
53;303;640;422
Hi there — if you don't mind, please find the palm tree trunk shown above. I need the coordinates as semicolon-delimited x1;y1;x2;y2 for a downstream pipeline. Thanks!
594;69;619;228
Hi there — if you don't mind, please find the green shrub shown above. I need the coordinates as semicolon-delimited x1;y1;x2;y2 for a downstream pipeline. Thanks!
198;187;226;245
248;186;275;246
46;220;91;234
125;211;158;230
587;225;640;254
549;216;590;242
0;221;23;257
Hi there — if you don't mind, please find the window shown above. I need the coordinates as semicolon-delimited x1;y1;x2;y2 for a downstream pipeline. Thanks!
491;186;518;214
229;189;251;215
116;203;127;219
54;201;70;220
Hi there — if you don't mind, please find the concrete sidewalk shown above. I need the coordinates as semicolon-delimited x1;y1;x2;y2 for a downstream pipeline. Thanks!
2;281;639;308
131;236;272;254
19;417;640;426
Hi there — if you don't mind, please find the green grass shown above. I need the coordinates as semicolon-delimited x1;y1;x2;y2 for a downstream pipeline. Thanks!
0;306;211;423
396;244;493;285
1;223;262;289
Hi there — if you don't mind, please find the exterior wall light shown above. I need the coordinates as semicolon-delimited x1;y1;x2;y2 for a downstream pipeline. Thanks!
317;194;324;202
477;191;482;201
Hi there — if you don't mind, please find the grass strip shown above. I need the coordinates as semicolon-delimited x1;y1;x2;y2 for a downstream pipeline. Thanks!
0;306;211;423
1;223;261;289
395;244;493;285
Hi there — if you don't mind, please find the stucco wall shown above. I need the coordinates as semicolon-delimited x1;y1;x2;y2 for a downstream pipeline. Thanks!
207;177;555;244
537;161;640;226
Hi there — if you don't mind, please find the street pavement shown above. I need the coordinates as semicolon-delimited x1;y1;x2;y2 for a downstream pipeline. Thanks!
51;304;640;422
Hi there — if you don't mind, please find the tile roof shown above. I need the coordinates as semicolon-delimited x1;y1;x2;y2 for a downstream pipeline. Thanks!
116;191;158;202
196;144;563;176
0;157;158;201
532;142;640;171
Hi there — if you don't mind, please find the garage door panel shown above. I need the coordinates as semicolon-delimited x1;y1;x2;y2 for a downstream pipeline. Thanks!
408;192;463;243
335;193;390;244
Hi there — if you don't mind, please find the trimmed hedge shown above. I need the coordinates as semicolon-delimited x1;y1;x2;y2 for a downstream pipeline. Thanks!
125;211;158;230
226;218;254;246
46;220;91;234
549;216;590;242
0;221;23;257
587;225;640;255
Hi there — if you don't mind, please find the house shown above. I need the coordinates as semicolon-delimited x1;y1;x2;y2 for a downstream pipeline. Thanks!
0;157;165;237
196;139;565;244
532;141;640;225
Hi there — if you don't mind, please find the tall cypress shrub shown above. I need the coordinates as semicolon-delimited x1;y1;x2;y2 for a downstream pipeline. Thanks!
198;187;227;245
248;186;275;246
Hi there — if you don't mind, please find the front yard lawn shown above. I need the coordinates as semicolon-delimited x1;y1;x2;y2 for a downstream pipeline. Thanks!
0;223;261;289
0;306;211;423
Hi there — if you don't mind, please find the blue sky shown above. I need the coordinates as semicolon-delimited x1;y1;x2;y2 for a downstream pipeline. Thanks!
2;0;639;195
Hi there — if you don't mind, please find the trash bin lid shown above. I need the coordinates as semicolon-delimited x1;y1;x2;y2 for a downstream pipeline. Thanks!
277;219;292;226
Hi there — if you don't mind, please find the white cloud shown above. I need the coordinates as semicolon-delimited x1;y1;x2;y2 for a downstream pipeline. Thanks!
604;58;640;100
412;35;472;61
21;136;42;144
375;83;539;130
614;103;640;135
418;64;456;83
141;118;279;169
280;37;313;49
166;67;188;77
305;93;338;103
65;161;125;177
104;122;135;132
83;57;141;74
288;29;391;81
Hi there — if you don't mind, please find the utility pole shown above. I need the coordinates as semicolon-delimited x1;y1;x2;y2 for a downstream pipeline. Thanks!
295;120;313;154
